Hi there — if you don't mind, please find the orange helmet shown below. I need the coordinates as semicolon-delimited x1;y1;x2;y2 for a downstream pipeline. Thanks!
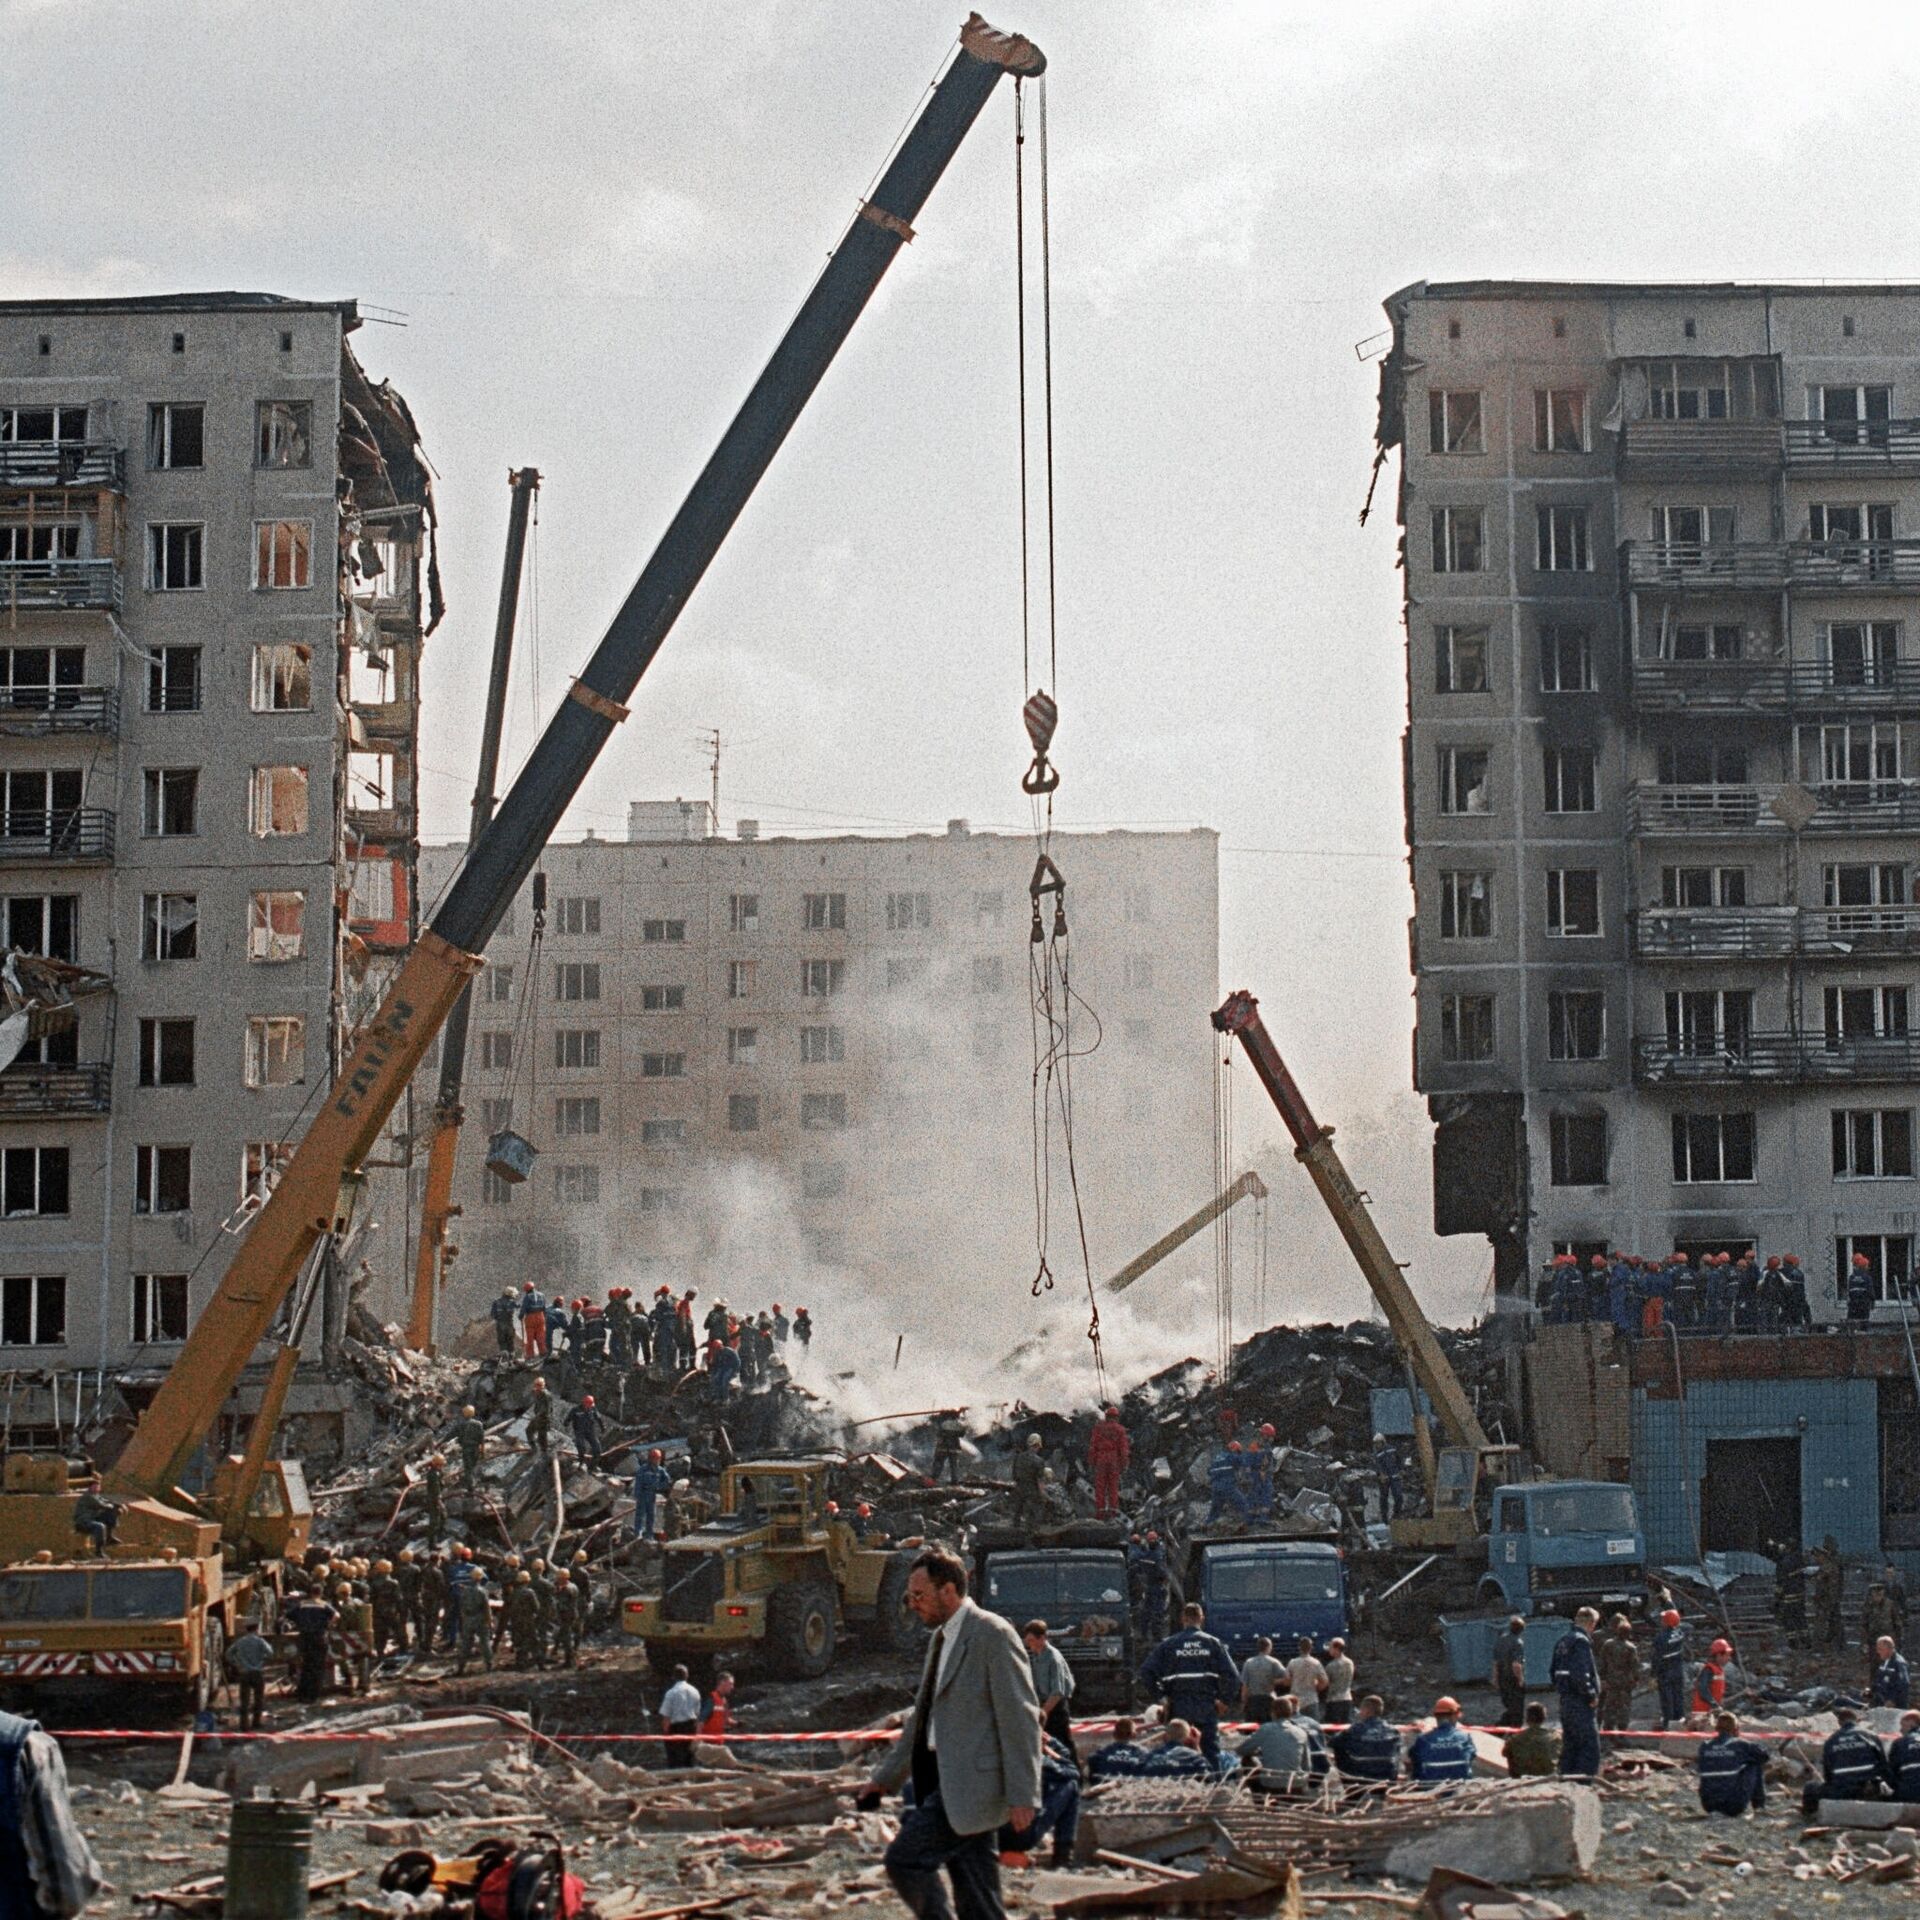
1434;1696;1460;1716
1710;1638;1732;1658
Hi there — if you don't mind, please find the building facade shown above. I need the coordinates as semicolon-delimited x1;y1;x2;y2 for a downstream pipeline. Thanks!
396;812;1219;1345
0;293;435;1416
1380;280;1920;1316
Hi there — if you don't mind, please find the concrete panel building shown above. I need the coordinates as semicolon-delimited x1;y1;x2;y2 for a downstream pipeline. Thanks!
0;293;435;1433
1379;281;1920;1316
392;811;1220;1350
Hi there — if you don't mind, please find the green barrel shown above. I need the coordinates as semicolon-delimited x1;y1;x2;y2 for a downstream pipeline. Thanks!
223;1799;312;1920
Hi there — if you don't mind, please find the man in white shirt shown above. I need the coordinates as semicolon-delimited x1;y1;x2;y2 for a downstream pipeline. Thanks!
658;1664;703;1770
1286;1637;1329;1720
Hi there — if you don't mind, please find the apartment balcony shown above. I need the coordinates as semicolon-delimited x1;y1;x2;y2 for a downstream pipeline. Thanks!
1628;783;1780;837
0;686;118;738
0;444;125;492
1805;780;1920;832
1635;1032;1920;1086
1630;906;1797;961
1622;539;1920;594
1629;780;1920;838
1801;906;1920;958
0;557;121;614
1784;419;1920;473
0;1061;111;1119
1630;657;1920;712
1618;419;1783;474
0;810;115;865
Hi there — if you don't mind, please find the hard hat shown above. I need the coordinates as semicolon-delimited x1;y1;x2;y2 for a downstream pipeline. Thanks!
649;1447;664;1461
462;1404;476;1418
857;1503;872;1516
430;1453;446;1468
522;1281;533;1291
517;1571;532;1585
1103;1404;1119;1418
505;1554;522;1568
334;1583;351;1599
1786;1254;1802;1265
533;1377;546;1391
1228;1441;1242;1452
555;1572;570;1586
374;1559;391;1574
1660;1608;1680;1627
771;1303;782;1312
1145;1530;1159;1542
1259;1423;1275;1437
1434;1696;1460;1716
1766;1257;1781;1270
1856;1252;1873;1267
573;1550;587;1564
398;1548;414;1563
1028;1434;1043;1448
456;1544;472;1559
1590;1255;1606;1267
1710;1638;1732;1658
1372;1433;1386;1445
582;1395;595;1408
825;1501;839;1514
531;1557;547;1572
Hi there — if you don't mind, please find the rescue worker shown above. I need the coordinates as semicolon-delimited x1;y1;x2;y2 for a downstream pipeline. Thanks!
553;1572;583;1668
631;1295;653;1371
410;1551;443;1654
1329;1694;1401;1783
291;1587;336;1703
505;1571;542;1669
454;1568;492;1675
442;1545;476;1651
570;1548;594;1627
633;1447;671;1539
1492;1614;1528;1729
1783;1254;1812;1329
1891;1710;1920;1803
1849;1250;1877;1322
518;1281;546;1358
1875;1634;1913;1709
527;1377;553;1455
650;1291;679;1376
1697;1710;1769;1816
1138;1602;1242;1766
772;1304;790;1345
1407;1697;1476;1785
1814;1535;1846;1649
931;1410;966;1484
998;1729;1082;1870
391;1548;419;1653
851;1502;874;1542
793;1306;812;1349
339;1580;374;1693
1323;1637;1356;1726
227;1619;273;1733
529;1557;557;1659
1132;1531;1170;1643
72;1486;121;1557
1010;1434;1047;1531
1692;1637;1732;1717
1550;1606;1602;1778
544;1295;570;1362
1087;1717;1150;1782
1206;1442;1251;1525
1024;1620;1076;1750
1371;1434;1403;1521
568;1394;603;1469
1864;1580;1901;1656
421;1453;447;1549
1652;1608;1689;1729
368;1559;406;1657
676;1289;698;1370
1246;1424;1278;1519
1804;1704;1890;1815
1087;1405;1131;1520
453;1404;486;1487
1503;1702;1561;1777
708;1340;740;1404
490;1288;518;1356
1597;1614;1640;1731
704;1298;731;1346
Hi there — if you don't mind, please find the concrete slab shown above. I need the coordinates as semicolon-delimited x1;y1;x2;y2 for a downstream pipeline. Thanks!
1383;1784;1602;1886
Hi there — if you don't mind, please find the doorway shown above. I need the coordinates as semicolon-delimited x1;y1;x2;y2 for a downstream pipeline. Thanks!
1701;1437;1802;1555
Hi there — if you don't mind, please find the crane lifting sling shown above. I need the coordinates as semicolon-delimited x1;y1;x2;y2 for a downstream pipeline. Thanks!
107;14;1047;1501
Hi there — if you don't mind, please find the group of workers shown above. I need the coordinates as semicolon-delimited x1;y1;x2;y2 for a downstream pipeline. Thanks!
1541;1249;1828;1335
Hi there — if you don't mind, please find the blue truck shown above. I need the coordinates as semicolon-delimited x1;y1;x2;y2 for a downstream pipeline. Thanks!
1478;1479;1647;1618
1184;1534;1349;1661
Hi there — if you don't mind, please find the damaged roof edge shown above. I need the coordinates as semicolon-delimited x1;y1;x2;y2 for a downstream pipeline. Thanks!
1385;277;1920;303
0;291;361;330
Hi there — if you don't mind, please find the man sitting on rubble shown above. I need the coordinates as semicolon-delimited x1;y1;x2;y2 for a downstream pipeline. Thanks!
1236;1694;1328;1791
1087;1717;1150;1782
1804;1705;1892;1817
1503;1702;1560;1777
1697;1711;1768;1817
1329;1694;1401;1784
1407;1697;1477;1786
1130;1719;1216;1779
998;1728;1081;1871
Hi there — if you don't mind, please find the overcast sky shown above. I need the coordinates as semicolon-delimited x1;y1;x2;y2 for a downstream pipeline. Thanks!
11;0;1919;1334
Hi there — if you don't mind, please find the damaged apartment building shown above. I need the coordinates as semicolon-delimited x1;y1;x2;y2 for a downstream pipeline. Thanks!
0;293;437;1459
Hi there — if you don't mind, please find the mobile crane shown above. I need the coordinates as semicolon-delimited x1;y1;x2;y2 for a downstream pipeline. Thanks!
0;15;1047;1694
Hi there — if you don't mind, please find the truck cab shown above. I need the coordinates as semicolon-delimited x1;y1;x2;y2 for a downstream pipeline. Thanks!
1481;1480;1646;1618
1187;1535;1348;1661
975;1537;1134;1707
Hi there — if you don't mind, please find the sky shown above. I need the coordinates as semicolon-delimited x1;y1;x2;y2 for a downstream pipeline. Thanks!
12;0;1920;1345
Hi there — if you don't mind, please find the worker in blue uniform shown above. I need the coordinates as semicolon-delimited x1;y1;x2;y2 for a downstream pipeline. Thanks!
1206;1445;1252;1525
1875;1636;1913;1709
1138;1603;1242;1766
1407;1698;1477;1785
1696;1712;1769;1816
1803;1706;1891;1816
1329;1694;1401;1783
1890;1711;1920;1803
1651;1608;1689;1730
1550;1606;1603;1779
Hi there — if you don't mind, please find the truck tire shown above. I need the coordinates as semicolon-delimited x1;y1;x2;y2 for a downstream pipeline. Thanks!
870;1556;930;1659
765;1583;837;1680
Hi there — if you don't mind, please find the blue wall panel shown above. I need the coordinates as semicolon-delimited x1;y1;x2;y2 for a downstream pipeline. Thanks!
1630;1378;1880;1563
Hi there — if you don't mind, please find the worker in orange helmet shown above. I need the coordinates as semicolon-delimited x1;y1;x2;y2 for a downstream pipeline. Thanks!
1692;1637;1734;1718
1848;1250;1878;1324
567;1392;603;1470
632;1445;671;1540
1088;1403;1131;1521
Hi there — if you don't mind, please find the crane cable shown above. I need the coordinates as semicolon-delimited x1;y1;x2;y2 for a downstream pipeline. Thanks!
1013;76;1105;1401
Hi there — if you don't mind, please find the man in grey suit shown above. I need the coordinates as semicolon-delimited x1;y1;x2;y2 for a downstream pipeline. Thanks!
858;1545;1042;1920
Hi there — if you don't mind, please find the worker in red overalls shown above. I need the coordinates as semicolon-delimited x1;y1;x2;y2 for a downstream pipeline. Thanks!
1087;1405;1131;1520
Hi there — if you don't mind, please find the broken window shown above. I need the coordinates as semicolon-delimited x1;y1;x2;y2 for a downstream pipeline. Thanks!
146;404;203;470
554;1166;602;1205
254;521;312;590
133;1144;192;1215
484;964;514;1004
728;893;759;932
1548;990;1606;1062
1428;389;1483;455
1813;720;1904;786
554;1030;601;1070
801;959;845;998
885;890;931;932
255;400;312;469
642;918;685;943
727;961;755;999
147;645;202;714
726;1027;758;1067
1;1147;68;1218
1542;746;1597;814
241;1140;293;1203
1665;989;1754;1057
247;891;305;962
1833;1108;1915;1180
1;407;86;443
799;1025;844;1064
1659;739;1749;785
1438;870;1492;940
1438;993;1495;1062
1671;1112;1757;1184
137;1017;195;1087
1540;625;1594;692
1435;626;1489;693
554;1097;601;1138
1437;747;1490;814
348;859;394;924
147;523;203;590
142;767;197;837
0;768;81;848
801;1092;849;1131
244;1016;305;1087
1;894;78;961
554;962;601;1002
641;984;686;1012
1533;389;1588;453
641;1052;685;1078
480;1032;513;1072
1824;621;1901;689
0;646;84;714
641;1120;686;1147
250;643;312;712
249;765;308;837
131;1274;189;1344
802;892;847;931
0;1275;65;1347
1548;1112;1608;1187
973;955;1004;994
1535;505;1591;572
1431;506;1484;574
141;892;197;961
0;522;81;566
555;896;601;936
728;1094;760;1133
1545;869;1601;938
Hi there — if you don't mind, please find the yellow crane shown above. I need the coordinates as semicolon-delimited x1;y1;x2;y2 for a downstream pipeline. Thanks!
1105;1170;1268;1294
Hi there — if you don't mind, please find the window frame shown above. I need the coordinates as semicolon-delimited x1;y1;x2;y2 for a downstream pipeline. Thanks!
130;1273;190;1344
252;519;313;591
1435;625;1490;694
1545;868;1602;939
146;522;204;591
1437;992;1496;1063
1535;503;1593;572
1437;869;1492;940
1428;389;1485;455
1431;504;1485;574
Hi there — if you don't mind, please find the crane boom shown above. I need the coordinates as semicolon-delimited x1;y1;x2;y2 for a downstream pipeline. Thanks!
1105;1169;1268;1293
1211;990;1489;1453
406;464;541;1352
108;14;1047;1499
